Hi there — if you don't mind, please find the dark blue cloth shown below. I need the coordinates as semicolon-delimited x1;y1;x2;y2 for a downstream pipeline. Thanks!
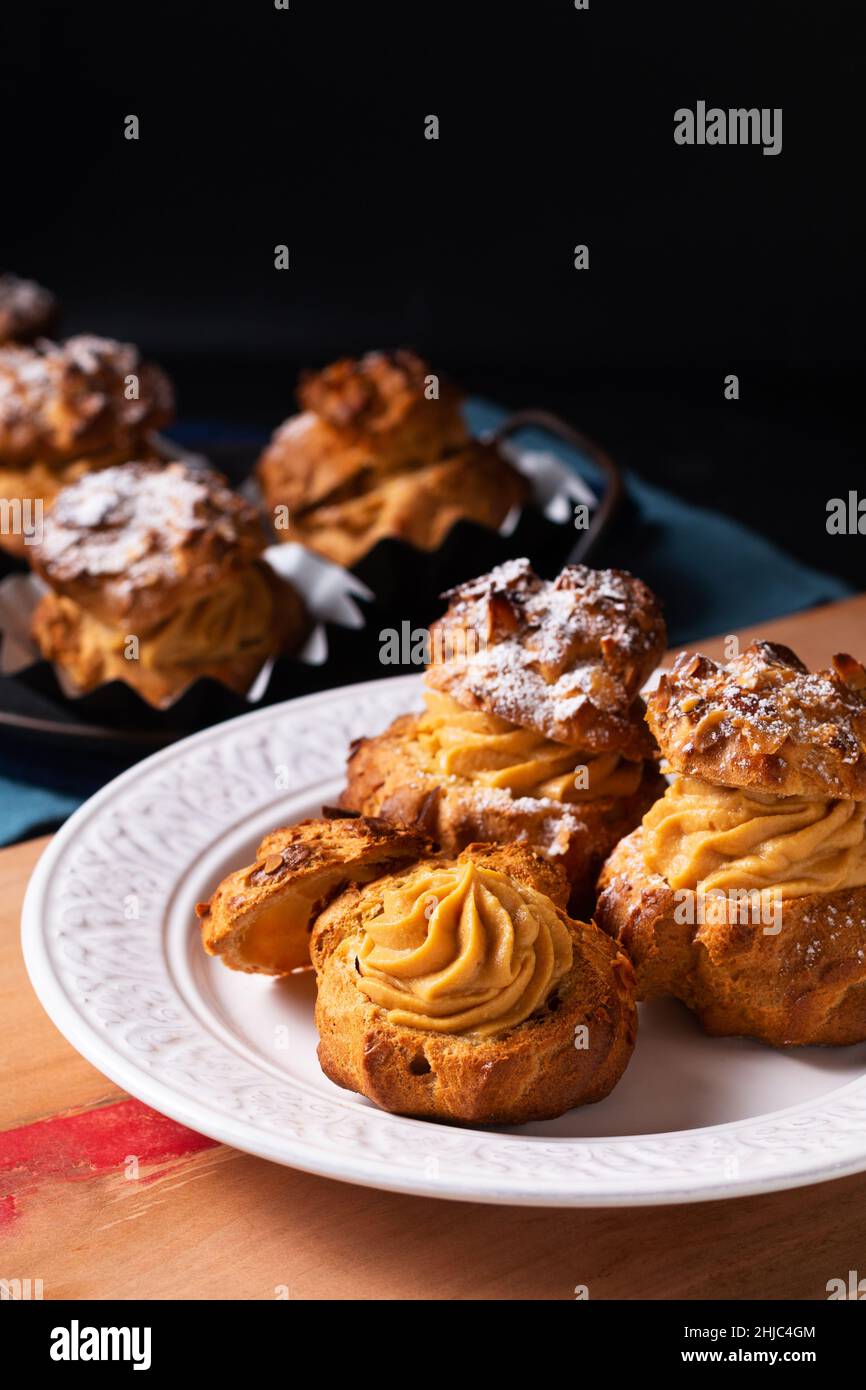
0;403;852;846
466;400;852;644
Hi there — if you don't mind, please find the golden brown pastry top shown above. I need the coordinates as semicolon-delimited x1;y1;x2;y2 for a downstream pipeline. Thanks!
425;559;665;753
297;349;459;436
0;335;173;465
199;815;435;975
648;642;866;800
32;460;267;631
257;348;469;514
0;273;58;345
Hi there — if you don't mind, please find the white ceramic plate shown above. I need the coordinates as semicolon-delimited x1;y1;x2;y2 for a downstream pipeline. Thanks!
21;675;866;1206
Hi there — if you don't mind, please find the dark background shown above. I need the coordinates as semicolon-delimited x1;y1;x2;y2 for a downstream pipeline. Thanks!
0;0;862;584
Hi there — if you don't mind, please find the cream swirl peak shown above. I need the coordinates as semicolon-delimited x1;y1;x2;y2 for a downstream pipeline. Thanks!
354;859;573;1037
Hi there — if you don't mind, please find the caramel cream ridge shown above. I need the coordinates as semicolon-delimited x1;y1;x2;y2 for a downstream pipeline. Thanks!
416;689;644;802
643;774;866;899
353;858;573;1037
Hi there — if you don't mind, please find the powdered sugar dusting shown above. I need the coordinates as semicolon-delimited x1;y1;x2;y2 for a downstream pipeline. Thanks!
652;642;866;798
0;334;173;462
35;461;262;596
428;559;665;748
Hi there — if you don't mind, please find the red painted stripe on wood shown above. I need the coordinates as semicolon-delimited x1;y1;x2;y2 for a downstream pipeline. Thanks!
0;1098;217;1183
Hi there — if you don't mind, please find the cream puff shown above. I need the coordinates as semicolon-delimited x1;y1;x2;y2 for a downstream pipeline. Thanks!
256;349;528;566
0;334;174;557
596;642;866;1045
197;815;638;1124
30;459;307;706
342;558;668;910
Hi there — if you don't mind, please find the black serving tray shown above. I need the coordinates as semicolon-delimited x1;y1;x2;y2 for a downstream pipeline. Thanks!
0;411;623;753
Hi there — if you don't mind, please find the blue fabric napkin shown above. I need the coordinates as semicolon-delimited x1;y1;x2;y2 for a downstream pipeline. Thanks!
0;404;853;847
466;399;852;645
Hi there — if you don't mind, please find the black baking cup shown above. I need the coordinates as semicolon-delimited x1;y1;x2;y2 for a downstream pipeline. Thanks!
349;505;579;634
0;607;392;752
347;406;623;625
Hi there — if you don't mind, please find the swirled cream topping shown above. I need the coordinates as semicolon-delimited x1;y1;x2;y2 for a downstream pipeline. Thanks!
643;774;866;898
416;690;643;802
354;859;573;1036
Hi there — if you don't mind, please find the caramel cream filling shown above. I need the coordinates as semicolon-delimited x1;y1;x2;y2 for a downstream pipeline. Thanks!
135;568;276;669
54;567;276;675
242;864;383;974
643;774;866;898
416;689;643;802
354;859;573;1037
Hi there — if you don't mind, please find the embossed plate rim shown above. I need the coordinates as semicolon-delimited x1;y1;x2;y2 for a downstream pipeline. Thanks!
21;673;866;1206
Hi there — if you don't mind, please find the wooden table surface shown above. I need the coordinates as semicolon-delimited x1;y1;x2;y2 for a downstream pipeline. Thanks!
3;595;866;1301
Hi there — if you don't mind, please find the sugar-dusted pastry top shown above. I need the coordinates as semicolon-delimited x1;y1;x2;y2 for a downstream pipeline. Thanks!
425;559;666;751
647;641;866;800
0;335;173;465
32;460;267;629
0;272;58;345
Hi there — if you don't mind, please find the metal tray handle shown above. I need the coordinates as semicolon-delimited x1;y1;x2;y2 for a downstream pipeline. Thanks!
489;407;624;564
